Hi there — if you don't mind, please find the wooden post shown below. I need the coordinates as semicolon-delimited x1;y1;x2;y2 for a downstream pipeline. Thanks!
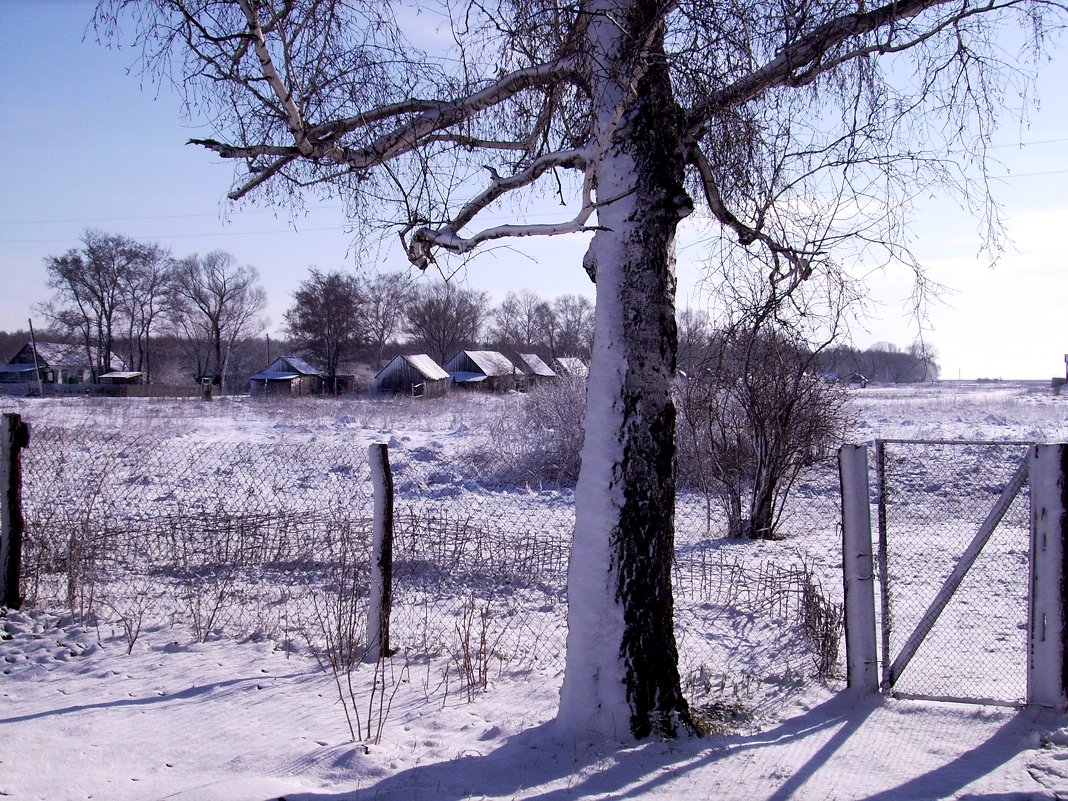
839;444;879;694
1;413;31;609
1028;443;1068;710
365;443;394;663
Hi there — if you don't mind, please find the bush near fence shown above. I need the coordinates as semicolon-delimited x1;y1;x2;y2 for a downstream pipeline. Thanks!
14;419;845;715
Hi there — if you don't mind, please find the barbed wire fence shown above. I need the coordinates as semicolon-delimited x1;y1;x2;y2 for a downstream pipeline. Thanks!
14;416;846;718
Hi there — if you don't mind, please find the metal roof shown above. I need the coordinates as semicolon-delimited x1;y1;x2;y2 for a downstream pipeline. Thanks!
553;357;588;377
257;356;323;377
373;354;450;382
401;354;450;381
98;371;143;379
456;350;516;377
516;353;556;377
451;372;489;384
251;370;300;381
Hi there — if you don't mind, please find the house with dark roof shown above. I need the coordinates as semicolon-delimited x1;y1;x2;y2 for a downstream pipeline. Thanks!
373;354;450;398
249;356;325;396
444;350;519;392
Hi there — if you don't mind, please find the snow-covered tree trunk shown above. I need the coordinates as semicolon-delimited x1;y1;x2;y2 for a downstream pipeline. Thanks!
558;3;693;740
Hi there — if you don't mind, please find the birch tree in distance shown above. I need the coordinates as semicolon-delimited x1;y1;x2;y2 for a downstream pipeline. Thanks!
102;0;1064;739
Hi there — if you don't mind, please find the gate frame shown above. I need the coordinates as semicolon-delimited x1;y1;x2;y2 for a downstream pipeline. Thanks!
840;441;1068;710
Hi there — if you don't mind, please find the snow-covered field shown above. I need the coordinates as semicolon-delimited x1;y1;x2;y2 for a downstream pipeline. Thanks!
2;381;1068;800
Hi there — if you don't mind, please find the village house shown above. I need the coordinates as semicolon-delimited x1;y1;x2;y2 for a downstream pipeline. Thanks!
444;350;519;392
0;342;125;386
372;354;450;398
249;356;325;396
514;353;556;390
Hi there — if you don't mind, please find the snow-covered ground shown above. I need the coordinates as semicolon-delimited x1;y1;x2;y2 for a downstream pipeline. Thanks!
2;381;1067;800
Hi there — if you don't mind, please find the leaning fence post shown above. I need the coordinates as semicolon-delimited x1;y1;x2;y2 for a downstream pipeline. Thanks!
1028;443;1068;710
839;444;879;694
365;442;394;663
1;413;31;609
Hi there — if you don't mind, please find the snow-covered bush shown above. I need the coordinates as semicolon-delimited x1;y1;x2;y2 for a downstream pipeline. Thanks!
472;375;586;485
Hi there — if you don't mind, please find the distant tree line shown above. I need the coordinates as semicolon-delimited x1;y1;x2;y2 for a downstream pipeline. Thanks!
679;308;939;385
818;341;940;383
17;230;595;391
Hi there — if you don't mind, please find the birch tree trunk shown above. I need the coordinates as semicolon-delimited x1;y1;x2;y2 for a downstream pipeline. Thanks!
558;3;693;739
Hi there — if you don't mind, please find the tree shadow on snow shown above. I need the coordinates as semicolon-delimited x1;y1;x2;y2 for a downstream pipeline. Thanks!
272;694;1048;801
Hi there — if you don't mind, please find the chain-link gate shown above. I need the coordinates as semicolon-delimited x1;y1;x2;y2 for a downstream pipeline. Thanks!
874;439;1032;705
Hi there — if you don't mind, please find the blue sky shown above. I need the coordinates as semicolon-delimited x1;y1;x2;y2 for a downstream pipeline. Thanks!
2;1;1066;379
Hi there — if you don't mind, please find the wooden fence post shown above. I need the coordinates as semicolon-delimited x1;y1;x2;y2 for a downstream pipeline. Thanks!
365;443;394;663
839;444;879;694
1;413;31;609
1028;443;1068;710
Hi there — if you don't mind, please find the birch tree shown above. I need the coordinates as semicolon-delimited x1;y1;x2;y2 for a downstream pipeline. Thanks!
102;0;1064;739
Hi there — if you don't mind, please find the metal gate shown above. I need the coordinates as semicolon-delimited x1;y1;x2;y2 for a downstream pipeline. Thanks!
874;439;1033;705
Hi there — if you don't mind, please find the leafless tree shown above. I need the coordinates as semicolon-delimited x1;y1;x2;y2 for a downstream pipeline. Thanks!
488;289;553;352
404;281;488;364
169;251;267;391
118;242;177;382
101;0;1065;739
550;294;595;361
42;230;165;378
284;268;366;388
359;271;413;368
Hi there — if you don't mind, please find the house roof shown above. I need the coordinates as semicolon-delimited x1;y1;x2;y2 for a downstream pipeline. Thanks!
516;353;556;378
373;354;450;383
8;342;126;371
553;357;588;377
256;356;323;378
251;371;301;381
454;350;516;377
451;372;489;384
401;354;450;381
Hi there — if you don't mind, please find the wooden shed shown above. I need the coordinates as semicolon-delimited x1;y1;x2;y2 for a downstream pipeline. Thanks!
373;354;450;398
514;353;557;390
444;350;518;392
250;356;325;396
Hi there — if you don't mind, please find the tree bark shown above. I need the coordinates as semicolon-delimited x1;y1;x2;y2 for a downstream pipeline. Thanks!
558;3;694;740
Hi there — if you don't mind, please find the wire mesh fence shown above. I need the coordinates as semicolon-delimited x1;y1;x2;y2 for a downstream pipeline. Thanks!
16;414;845;713
874;439;1032;703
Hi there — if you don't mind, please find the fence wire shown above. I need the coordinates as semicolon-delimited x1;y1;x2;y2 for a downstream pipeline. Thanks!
875;439;1031;703
17;416;844;714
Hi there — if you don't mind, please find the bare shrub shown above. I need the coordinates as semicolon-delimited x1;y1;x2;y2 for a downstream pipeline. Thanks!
100;574;158;654
677;324;848;540
473;374;586;484
800;571;844;680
